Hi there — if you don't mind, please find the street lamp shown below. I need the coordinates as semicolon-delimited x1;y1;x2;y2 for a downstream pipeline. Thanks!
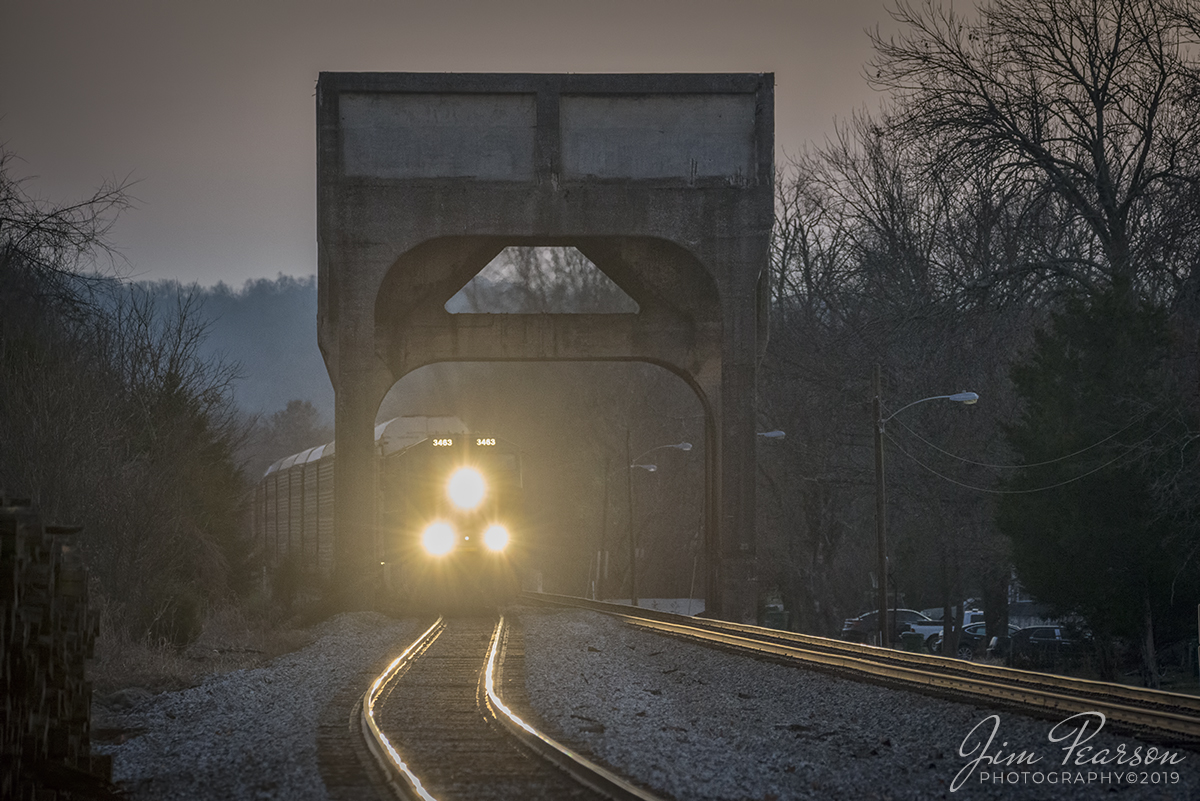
627;435;692;607
873;364;978;648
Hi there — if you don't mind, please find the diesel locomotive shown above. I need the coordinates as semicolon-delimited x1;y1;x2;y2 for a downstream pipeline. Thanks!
381;431;524;609
255;416;523;610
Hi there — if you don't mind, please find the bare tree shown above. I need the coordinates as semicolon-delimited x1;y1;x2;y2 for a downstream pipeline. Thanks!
762;110;1041;637
869;0;1200;303
0;149;131;310
457;246;637;313
1;150;249;645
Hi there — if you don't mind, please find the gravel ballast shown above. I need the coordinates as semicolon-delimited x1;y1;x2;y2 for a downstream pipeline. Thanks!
519;607;1199;801
94;612;421;801
94;606;1198;800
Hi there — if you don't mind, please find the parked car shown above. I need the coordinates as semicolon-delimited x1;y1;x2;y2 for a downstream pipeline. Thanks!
993;625;1086;669
929;622;1021;659
920;608;987;628
916;609;986;651
840;609;937;643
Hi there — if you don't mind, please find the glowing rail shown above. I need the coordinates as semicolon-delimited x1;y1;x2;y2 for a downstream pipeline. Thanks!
359;618;445;801
521;593;1200;746
481;617;666;801
360;615;667;801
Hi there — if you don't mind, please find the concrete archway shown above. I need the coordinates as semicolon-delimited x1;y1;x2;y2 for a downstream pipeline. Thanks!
317;73;773;621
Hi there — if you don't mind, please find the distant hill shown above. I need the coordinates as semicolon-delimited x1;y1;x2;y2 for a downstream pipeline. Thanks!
142;275;334;423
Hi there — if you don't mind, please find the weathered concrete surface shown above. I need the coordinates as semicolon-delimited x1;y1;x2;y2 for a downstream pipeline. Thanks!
559;94;758;180
317;73;773;622
340;93;537;180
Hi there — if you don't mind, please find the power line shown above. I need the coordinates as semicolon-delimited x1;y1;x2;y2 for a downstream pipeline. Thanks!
882;429;1160;494
889;413;1148;469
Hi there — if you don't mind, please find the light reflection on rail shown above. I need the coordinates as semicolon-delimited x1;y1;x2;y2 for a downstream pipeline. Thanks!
362;614;667;801
360;617;444;801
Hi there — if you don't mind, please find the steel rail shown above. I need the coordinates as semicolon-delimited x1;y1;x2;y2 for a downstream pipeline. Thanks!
481;616;668;801
359;614;668;801
521;593;1200;745
360;617;446;801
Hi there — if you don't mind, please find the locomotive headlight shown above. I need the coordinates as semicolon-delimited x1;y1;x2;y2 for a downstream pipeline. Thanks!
483;524;509;552
421;521;456;556
447;467;486;510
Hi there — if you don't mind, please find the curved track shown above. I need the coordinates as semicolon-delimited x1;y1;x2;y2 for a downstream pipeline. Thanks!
360;615;666;801
522;593;1200;746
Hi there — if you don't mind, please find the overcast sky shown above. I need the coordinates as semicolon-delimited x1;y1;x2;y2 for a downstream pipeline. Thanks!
2;0;903;287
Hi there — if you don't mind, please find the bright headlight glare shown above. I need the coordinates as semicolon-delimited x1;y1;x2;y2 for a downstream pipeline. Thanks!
483;524;509;552
447;467;486;509
421;521;456;556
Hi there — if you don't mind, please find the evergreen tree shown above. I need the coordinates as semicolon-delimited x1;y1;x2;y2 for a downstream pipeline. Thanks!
999;288;1197;684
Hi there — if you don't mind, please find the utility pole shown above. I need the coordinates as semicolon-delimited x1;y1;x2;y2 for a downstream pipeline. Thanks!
869;372;977;649
874;363;890;648
597;455;609;600
626;430;639;607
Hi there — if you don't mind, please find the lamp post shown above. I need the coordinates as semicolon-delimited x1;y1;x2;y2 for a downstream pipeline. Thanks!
874;363;978;648
626;432;692;607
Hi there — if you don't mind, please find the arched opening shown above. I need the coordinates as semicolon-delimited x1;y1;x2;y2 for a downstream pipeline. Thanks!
377;360;709;611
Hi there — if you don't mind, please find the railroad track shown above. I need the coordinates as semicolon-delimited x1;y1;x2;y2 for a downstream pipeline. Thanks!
359;615;666;801
521;592;1200;747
